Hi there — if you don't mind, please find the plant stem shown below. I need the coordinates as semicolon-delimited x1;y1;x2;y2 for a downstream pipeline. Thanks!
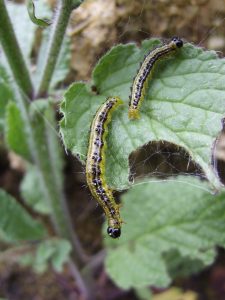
80;250;105;299
68;259;92;300
0;0;33;98
43;105;88;264
14;90;86;267
81;250;105;277
0;0;87;264
36;0;73;98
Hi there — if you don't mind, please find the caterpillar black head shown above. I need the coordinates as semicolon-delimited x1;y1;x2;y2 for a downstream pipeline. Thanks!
107;227;121;239
171;36;183;48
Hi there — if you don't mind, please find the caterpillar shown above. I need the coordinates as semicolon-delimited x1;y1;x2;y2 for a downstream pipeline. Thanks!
129;37;183;119
86;97;123;238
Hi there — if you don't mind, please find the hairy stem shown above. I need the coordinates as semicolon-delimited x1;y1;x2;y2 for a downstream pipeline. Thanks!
0;0;87;264
68;259;92;300
80;250;106;299
0;0;33;98
82;250;105;277
43;105;88;264
36;0;73;97
14;90;86;267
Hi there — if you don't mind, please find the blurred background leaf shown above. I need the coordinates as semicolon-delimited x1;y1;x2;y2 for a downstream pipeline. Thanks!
20;165;51;215
0;189;46;243
105;176;225;289
20;238;72;273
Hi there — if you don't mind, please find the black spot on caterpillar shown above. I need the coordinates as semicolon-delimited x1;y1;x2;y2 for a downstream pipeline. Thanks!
86;97;123;239
129;37;183;119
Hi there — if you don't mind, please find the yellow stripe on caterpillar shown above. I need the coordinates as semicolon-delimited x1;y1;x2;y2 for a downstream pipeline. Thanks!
129;37;183;120
86;97;123;239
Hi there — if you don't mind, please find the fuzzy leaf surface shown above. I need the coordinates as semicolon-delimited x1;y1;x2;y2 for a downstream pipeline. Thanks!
104;177;225;289
0;66;14;131
5;102;31;160
0;189;46;243
20;166;51;214
60;39;225;190
19;238;71;273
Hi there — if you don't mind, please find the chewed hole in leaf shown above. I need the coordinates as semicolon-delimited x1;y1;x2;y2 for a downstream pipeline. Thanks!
163;249;206;279
212;119;225;185
60;40;225;191
129;141;205;182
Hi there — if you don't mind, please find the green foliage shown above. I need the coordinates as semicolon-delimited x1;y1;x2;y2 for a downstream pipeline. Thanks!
5;102;31;160
0;0;72;264
20;166;51;214
60;39;225;190
0;65;14;131
29;99;64;199
163;249;205;279
135;287;152;300
1;1;70;90
104;176;225;289
0;189;46;243
6;2;36;59
5;98;65;235
0;0;78;283
60;83;106;161
35;29;71;90
5;100;63;180
26;0;50;27
20;238;71;273
1;0;225;293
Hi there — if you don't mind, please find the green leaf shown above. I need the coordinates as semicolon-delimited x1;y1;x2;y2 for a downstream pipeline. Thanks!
21;239;71;273
60;83;106;161
49;239;71;272
135;287;152;300
60;39;225;190
105;176;225;289
6;2;36;59
1;1;52;72
35;29;71;90
20;166;51;214
163;249;205;279
5;102;32;161
30;0;70;90
26;0;50;27
0;189;46;243
6;98;65;222
0;66;14;132
0;2;44;88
